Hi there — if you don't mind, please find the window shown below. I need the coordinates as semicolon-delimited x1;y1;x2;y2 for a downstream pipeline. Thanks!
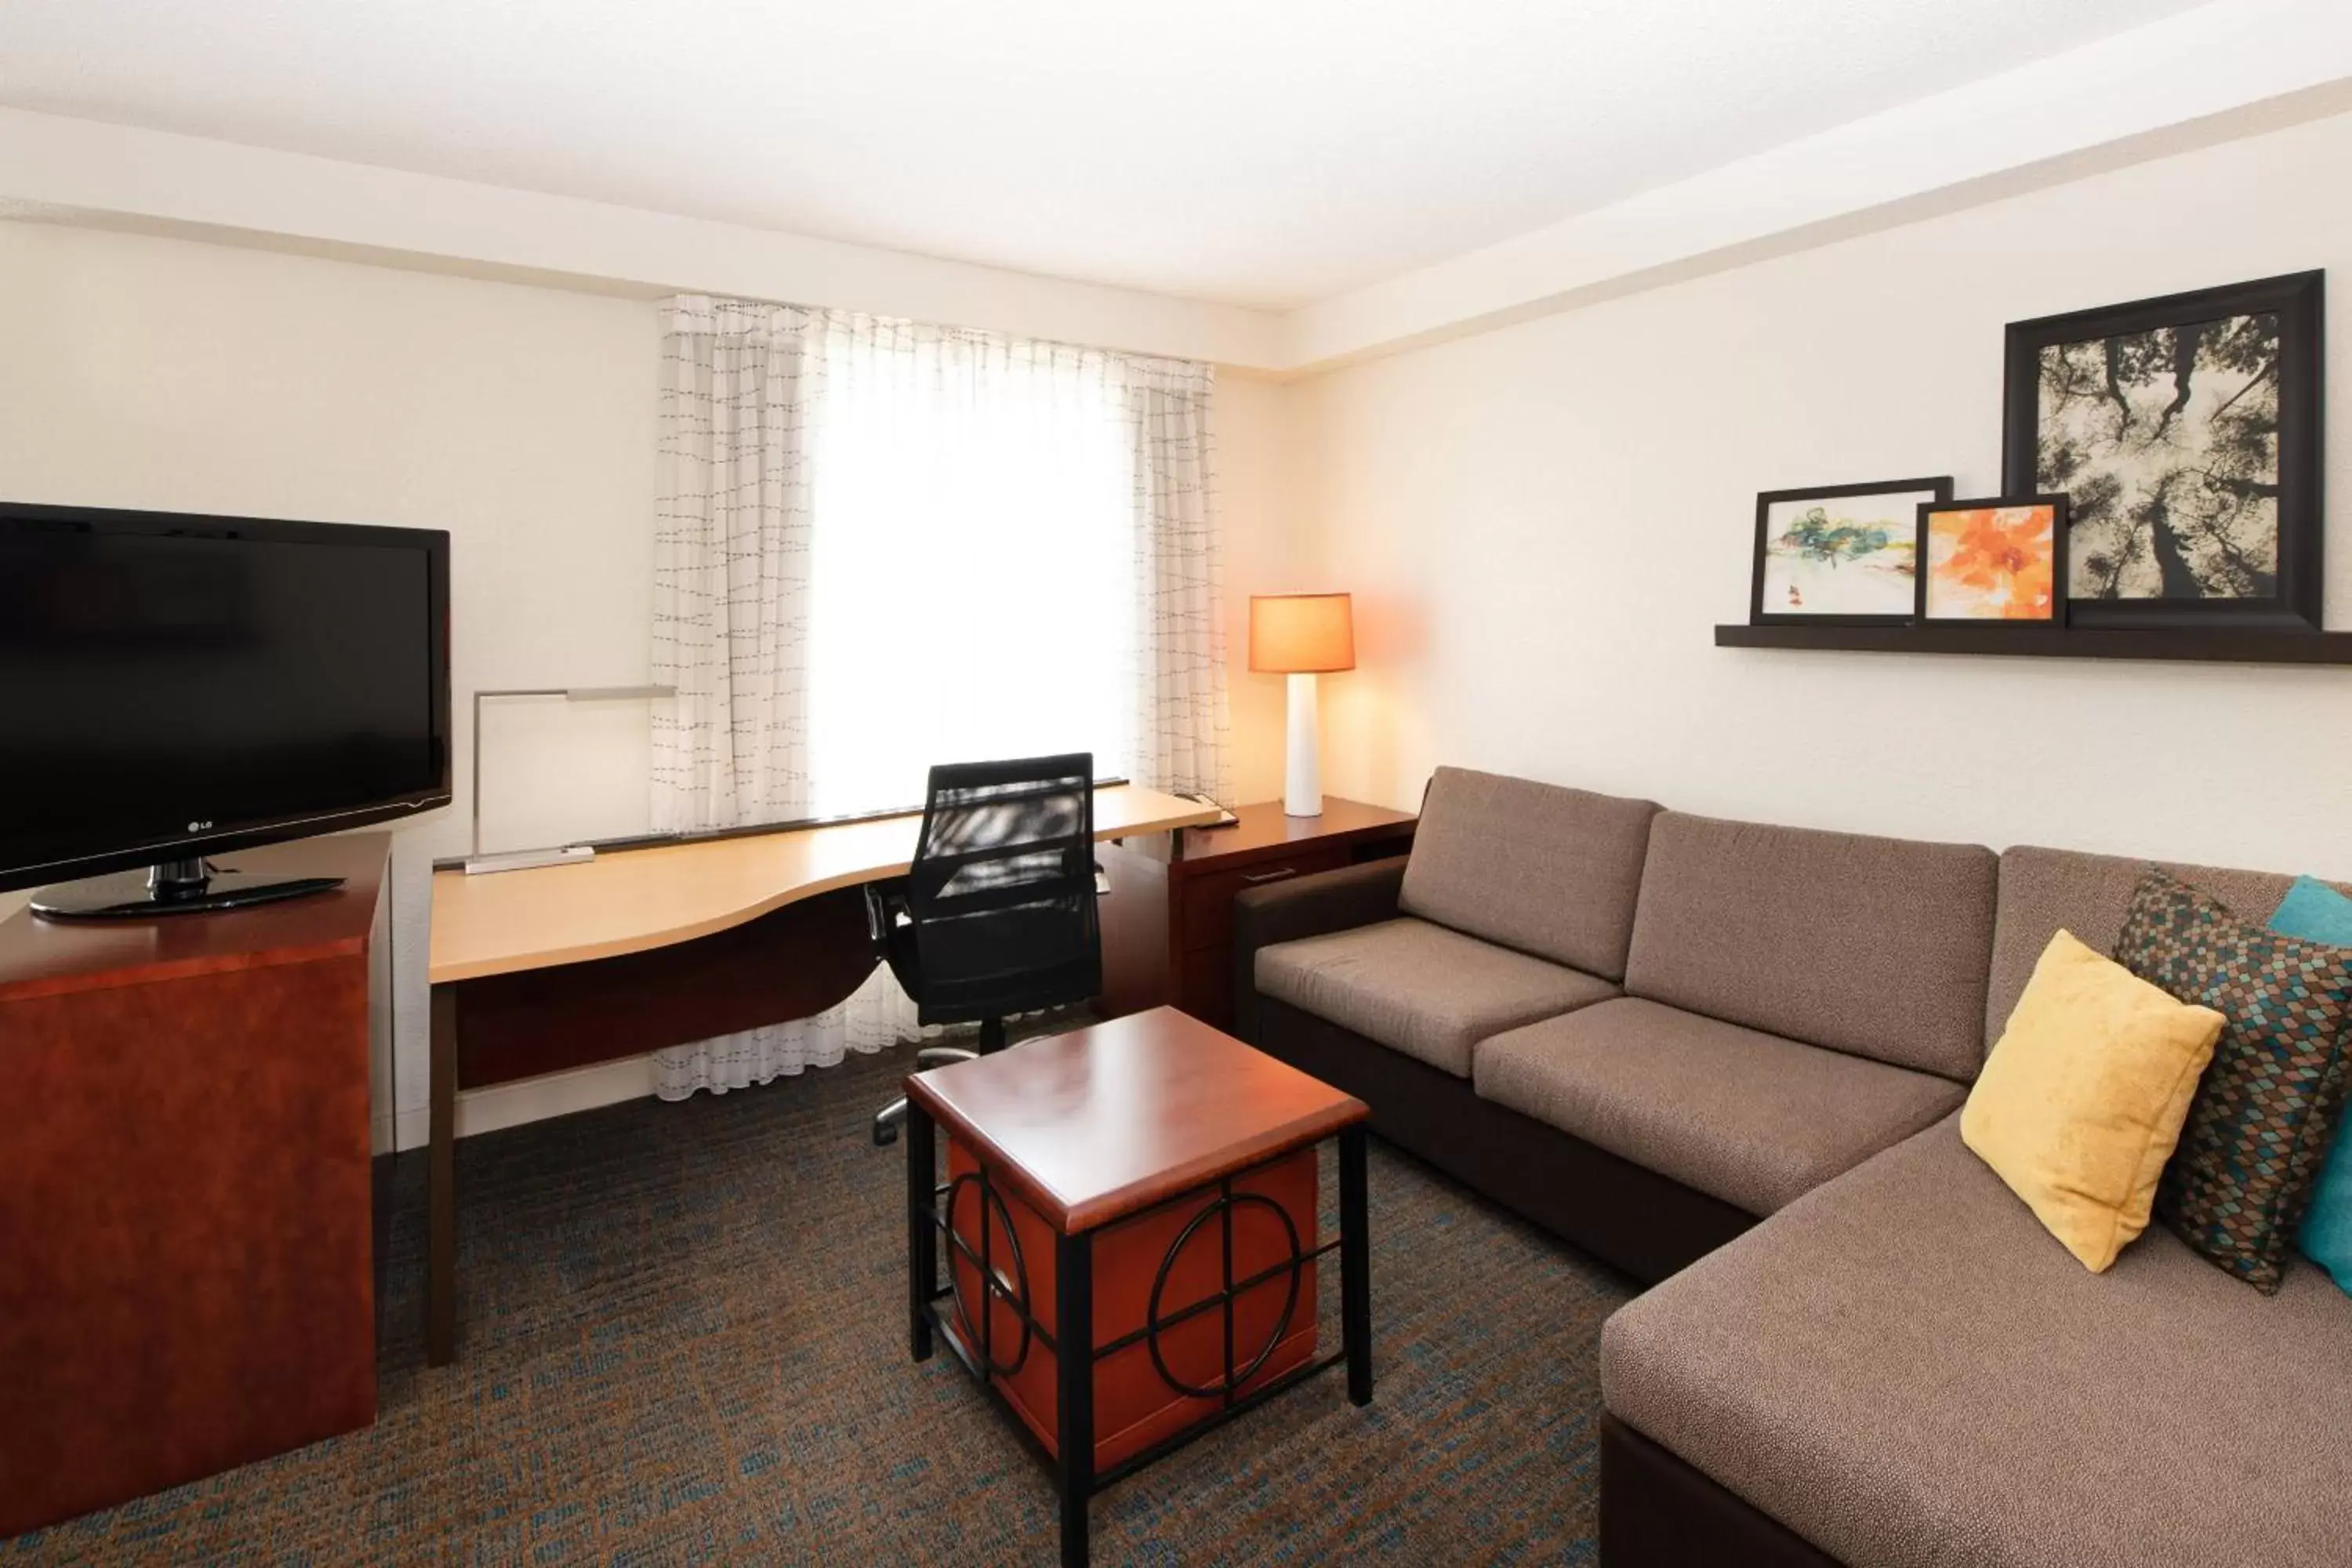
653;297;1224;840
800;325;1138;816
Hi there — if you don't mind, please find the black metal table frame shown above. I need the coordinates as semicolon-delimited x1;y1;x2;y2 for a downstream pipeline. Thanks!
905;1105;1373;1568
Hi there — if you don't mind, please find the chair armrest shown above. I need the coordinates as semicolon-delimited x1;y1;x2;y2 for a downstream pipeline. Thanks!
866;880;915;982
1231;858;1406;1043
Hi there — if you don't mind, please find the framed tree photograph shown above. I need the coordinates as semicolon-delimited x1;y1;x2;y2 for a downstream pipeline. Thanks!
2002;270;2323;630
1915;495;2067;626
1749;476;1953;625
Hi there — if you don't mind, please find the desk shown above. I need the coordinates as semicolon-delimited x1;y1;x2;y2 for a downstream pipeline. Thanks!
425;785;1221;1365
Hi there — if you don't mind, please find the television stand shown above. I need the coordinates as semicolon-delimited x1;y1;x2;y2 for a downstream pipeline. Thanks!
31;856;347;920
0;833;387;1535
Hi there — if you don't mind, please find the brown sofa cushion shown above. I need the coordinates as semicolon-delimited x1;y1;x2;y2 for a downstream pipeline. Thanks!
1601;1116;2352;1568
1985;845;2339;1044
1254;917;1617;1078
1475;999;1962;1216
1398;767;1661;980
1622;813;1996;1081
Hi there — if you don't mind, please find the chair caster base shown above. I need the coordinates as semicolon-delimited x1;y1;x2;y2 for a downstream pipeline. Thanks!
872;1029;1009;1149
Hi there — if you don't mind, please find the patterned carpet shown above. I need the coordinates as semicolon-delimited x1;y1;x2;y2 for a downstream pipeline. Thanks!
4;1039;1632;1566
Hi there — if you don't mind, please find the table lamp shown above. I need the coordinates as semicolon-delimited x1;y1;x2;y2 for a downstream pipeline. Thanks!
1249;593;1355;817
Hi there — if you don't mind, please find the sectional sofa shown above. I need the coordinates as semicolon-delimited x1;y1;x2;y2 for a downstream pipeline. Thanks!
1232;767;2352;1567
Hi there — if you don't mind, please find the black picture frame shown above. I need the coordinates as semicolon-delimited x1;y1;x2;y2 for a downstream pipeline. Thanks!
1748;475;1954;626
1915;494;2070;626
2002;270;2323;631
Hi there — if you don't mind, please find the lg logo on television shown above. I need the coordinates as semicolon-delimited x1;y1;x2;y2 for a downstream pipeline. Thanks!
188;820;213;833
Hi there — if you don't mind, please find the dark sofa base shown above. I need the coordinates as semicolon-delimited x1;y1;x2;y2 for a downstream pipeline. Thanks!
1600;1414;1841;1568
1249;996;1756;1285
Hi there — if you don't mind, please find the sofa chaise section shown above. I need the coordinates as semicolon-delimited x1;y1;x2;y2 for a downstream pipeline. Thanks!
1598;844;2352;1566
1600;1116;2352;1568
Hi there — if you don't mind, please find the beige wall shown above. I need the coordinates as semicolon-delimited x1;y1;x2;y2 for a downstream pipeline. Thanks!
20;100;2343;1149
1218;372;1314;802
0;223;662;1151
0;221;1299;1147
1292;108;2352;880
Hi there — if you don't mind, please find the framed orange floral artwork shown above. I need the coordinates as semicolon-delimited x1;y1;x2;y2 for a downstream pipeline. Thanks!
1915;495;2068;625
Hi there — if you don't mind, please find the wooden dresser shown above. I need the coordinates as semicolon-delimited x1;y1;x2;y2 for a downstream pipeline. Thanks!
1099;797;1416;1031
0;834;389;1537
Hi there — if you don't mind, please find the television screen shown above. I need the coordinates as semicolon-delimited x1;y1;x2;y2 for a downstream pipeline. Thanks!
0;504;451;894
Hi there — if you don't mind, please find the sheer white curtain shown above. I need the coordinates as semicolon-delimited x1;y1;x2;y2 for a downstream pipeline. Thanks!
1127;368;1233;802
649;296;912;1095
650;295;814;832
648;297;1229;1099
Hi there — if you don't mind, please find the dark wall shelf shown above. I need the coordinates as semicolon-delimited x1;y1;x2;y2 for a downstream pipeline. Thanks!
1715;623;2352;666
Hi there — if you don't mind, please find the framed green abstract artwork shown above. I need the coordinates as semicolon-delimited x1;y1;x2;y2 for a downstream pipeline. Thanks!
1749;476;1953;625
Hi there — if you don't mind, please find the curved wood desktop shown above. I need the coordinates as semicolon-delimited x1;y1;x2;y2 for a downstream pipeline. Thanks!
424;785;1221;1365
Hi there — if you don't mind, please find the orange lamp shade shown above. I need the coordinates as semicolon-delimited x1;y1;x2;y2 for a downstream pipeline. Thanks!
1249;593;1355;673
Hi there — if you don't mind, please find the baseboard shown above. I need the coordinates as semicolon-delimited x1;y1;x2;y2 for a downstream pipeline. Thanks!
383;1053;657;1151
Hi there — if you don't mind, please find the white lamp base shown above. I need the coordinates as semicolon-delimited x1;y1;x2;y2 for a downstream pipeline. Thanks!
1284;670;1322;817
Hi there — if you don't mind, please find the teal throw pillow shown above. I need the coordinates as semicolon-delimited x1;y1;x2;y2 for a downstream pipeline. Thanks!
2270;875;2352;1295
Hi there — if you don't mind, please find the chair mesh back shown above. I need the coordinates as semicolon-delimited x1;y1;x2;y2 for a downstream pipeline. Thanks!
902;753;1100;1022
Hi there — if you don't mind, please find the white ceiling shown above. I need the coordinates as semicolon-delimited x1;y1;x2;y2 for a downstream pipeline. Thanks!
0;0;2209;310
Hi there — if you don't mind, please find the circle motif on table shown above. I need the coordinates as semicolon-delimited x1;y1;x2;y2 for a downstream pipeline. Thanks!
946;1171;1033;1377
1144;1191;1305;1401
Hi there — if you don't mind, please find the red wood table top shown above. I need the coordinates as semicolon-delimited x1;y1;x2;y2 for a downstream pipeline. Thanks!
904;1007;1367;1235
0;834;390;1003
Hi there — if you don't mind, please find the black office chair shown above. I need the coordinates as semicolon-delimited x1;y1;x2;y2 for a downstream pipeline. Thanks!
869;753;1102;1145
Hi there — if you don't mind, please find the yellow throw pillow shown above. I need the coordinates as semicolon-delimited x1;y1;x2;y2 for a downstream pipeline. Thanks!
1962;930;2224;1272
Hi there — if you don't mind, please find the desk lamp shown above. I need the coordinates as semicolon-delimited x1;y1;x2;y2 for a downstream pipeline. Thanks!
1249;593;1355;818
466;684;674;873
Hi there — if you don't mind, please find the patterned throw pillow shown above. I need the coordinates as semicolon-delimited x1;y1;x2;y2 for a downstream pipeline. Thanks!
2115;869;2352;1292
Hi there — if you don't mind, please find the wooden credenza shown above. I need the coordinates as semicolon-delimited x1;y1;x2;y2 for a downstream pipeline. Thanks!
0;834;389;1537
1099;798;1416;1031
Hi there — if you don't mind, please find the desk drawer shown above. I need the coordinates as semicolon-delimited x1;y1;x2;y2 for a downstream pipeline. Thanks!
1181;847;1350;953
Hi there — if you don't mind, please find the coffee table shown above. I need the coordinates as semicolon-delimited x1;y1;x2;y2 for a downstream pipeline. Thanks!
902;1007;1374;1567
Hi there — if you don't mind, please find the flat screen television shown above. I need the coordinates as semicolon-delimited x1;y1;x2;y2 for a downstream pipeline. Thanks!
0;502;451;918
